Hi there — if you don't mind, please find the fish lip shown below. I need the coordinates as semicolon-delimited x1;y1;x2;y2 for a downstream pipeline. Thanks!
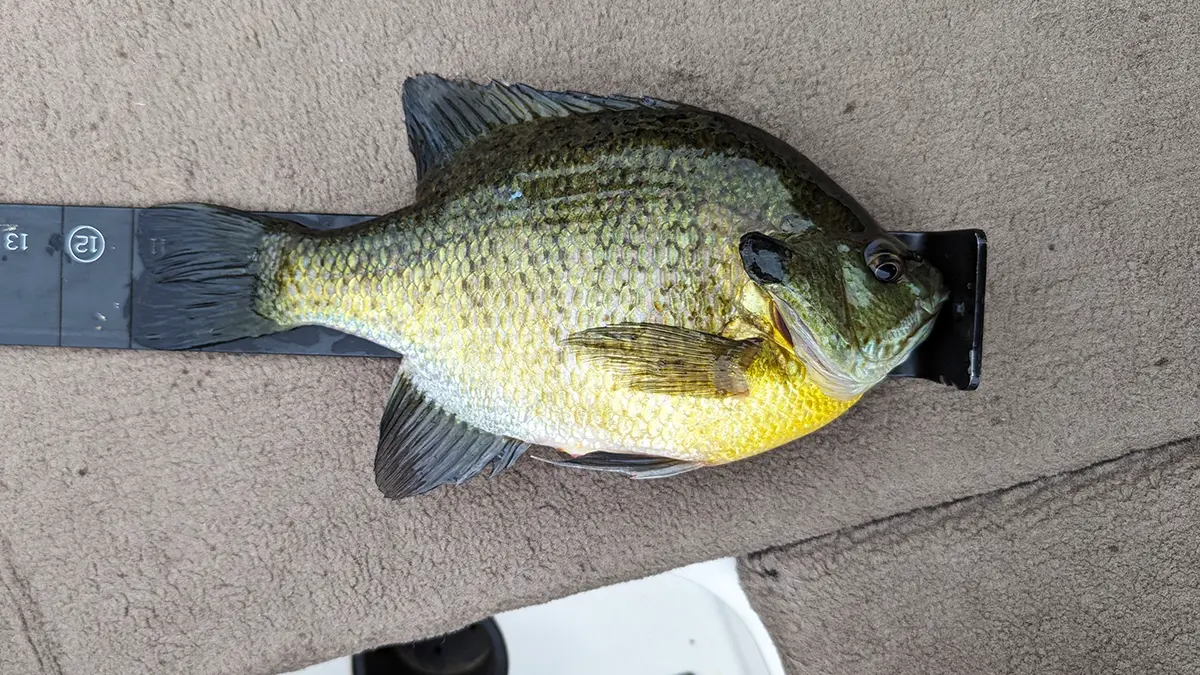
859;297;946;367
857;310;940;369
894;287;950;358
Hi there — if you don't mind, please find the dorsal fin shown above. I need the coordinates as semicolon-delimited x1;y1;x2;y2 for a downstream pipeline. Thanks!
401;74;682;180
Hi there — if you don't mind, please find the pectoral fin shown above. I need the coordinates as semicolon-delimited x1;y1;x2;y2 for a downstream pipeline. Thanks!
565;323;762;397
375;369;530;499
540;451;704;479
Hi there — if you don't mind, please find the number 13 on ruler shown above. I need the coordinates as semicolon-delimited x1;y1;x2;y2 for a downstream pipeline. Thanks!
3;232;28;251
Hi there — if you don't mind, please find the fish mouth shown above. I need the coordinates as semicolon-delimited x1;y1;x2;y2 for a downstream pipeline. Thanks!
858;295;946;367
768;294;945;401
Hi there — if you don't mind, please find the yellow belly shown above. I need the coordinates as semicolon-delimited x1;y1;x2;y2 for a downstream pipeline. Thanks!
401;326;859;465
267;200;858;464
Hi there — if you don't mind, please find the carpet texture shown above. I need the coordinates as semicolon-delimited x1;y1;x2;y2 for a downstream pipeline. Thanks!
741;435;1200;675
1;0;1197;673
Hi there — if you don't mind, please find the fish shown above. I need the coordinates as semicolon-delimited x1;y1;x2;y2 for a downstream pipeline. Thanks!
132;73;949;499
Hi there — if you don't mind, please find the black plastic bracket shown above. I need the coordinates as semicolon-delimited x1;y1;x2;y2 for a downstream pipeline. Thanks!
0;203;985;389
889;229;987;390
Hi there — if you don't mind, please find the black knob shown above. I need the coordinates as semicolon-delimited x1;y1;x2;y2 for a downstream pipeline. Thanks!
353;618;507;675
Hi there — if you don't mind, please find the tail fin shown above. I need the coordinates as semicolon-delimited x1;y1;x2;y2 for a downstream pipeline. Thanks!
133;203;287;350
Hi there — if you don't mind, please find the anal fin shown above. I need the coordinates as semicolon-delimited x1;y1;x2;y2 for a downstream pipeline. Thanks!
375;370;529;499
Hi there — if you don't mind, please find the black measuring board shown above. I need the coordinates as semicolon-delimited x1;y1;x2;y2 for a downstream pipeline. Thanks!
0;204;62;346
0;202;986;389
62;207;134;348
0;204;396;358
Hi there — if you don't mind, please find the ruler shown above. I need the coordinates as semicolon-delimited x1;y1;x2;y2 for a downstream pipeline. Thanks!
0;203;985;389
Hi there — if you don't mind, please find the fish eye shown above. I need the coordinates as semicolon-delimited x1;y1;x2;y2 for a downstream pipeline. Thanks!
865;239;906;284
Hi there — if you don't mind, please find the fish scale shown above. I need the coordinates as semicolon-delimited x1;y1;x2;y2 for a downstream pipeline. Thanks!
254;142;854;462
132;75;945;497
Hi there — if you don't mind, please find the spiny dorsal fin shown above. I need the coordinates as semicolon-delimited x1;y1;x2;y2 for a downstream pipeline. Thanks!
375;368;529;499
402;73;682;180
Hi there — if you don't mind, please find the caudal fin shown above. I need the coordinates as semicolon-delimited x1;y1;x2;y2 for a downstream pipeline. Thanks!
133;203;287;350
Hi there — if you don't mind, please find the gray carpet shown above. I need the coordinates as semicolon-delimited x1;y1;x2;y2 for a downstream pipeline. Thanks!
741;436;1200;675
1;0;1197;673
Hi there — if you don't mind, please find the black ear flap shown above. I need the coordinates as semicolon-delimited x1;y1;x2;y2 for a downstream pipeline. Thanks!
739;232;790;284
